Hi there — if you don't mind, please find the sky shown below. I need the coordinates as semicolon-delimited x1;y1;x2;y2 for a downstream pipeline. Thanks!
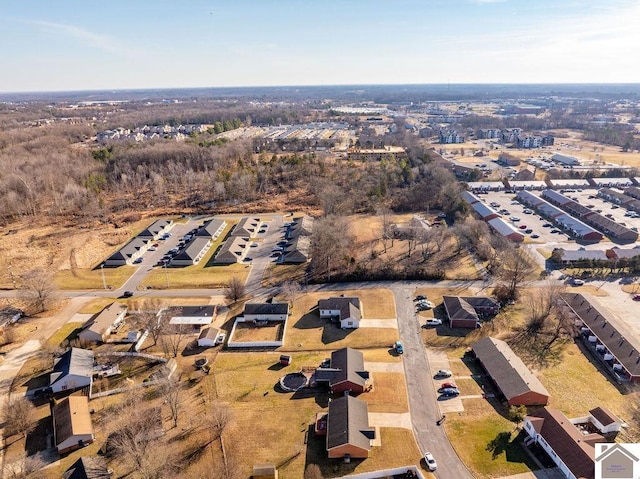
1;0;640;92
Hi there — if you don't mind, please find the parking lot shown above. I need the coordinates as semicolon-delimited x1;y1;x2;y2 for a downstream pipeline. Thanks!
481;191;574;244
481;189;640;246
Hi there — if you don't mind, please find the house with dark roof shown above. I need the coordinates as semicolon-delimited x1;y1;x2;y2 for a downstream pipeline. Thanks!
137;219;173;240
326;395;375;459
53;396;95;454
212;236;248;264
523;407;615;479
472;337;549;406
560;292;640;381
103;237;152;266
314;348;370;394
63;456;112;479
243;302;290;322
318;297;362;329
230;217;260;237
78;302;127;344
443;296;500;329
195;219;227;240
50;348;94;394
164;305;216;326
170;237;212;266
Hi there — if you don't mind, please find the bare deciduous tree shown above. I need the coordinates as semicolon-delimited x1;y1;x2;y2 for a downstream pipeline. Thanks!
304;464;325;479
160;323;189;358
495;245;537;300
20;268;56;314
526;281;565;339
2;454;45;479
1;395;37;439
224;276;245;304
281;280;301;308
160;378;182;428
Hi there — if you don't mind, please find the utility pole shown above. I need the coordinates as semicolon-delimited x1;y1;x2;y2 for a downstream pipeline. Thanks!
100;264;107;290
8;263;16;289
327;256;331;282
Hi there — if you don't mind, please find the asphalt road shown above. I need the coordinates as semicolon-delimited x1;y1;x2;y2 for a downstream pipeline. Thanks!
392;287;474;479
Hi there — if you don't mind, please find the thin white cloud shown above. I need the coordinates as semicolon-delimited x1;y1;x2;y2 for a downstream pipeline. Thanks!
23;19;140;58
469;0;508;3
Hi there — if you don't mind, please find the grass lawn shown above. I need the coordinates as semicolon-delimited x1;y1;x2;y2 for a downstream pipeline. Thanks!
446;409;538;479
54;266;135;290
361;372;409;413
139;263;249;289
305;427;423;479
262;263;307;287
231;321;283;342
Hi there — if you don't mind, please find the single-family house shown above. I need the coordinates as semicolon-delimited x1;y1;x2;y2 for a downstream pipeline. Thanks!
314;347;370;394
164;305;216;326
443;296;500;329
326;395;375;459
53;396;95;454
78;303;127;344
318;297;362;329
197;327;225;347
50;348;94;394
243;303;289;322
195;219;227;240
524;407;613;479
472;337;549;406
63;456;112;479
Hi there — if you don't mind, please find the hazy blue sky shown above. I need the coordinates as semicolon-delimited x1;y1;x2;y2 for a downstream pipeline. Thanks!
1;0;639;92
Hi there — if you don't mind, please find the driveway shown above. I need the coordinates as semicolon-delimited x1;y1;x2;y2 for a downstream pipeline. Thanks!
359;318;398;328
364;361;404;373
368;412;412;429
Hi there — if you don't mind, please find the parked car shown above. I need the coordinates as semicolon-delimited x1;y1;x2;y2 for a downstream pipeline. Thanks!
417;300;435;310
518;225;527;230
531;234;540;238
542;223;552;227
415;295;427;301
633;294;640;301
425;319;442;326
394;341;404;354
571;278;585;286
244;257;253;262
424;452;437;471
441;387;460;397
510;216;521;222
551;229;560;233
439;381;457;390
33;387;53;398
435;369;452;378
523;209;533;214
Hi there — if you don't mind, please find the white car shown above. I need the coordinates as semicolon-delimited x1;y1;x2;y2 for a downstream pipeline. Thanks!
571;278;585;286
510;216;521;222
424;452;437;471
425;319;442;326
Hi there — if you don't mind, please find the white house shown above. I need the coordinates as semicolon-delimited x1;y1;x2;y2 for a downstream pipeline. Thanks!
53;396;94;454
318;297;362;329
50;348;94;394
78;302;127;344
243;303;290;322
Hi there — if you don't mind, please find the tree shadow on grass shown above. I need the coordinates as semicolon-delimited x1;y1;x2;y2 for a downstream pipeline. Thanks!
26;416;51;455
486;431;512;459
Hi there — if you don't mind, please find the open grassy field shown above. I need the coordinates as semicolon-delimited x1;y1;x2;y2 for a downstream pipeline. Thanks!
53;265;135;290
139;263;249;289
361;372;409;413
262;263;307;287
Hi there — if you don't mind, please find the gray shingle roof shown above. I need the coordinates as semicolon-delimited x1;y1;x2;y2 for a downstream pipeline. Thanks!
53;348;94;380
326;395;373;452
473;337;549;402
